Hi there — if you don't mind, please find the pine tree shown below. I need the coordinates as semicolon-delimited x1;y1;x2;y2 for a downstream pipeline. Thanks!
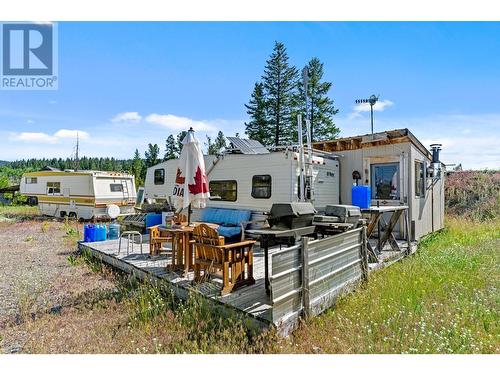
207;131;226;155
297;57;339;142
144;143;160;168
164;135;178;160
131;149;145;187
261;41;299;146
244;82;269;145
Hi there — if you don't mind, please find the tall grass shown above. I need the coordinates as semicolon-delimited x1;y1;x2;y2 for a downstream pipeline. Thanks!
277;217;499;353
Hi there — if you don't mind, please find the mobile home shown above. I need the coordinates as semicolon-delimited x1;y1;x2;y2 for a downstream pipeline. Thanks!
313;128;445;241
20;170;137;220
144;147;340;212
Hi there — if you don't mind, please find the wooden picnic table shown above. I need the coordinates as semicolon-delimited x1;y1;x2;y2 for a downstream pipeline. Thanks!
361;205;411;262
159;222;219;276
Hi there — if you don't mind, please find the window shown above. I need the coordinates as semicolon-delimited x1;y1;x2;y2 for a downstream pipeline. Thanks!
110;183;123;192
252;175;272;199
415;161;425;197
25;177;37;184
154;168;165;185
209;180;237;201
46;182;61;196
297;176;312;200
370;163;400;200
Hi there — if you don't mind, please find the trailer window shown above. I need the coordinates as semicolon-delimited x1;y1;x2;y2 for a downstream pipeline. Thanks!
252;175;272;199
370;163;400;200
46;182;61;196
25;177;37;184
154;168;165;185
209;180;237;202
110;183;123;192
415;161;425;197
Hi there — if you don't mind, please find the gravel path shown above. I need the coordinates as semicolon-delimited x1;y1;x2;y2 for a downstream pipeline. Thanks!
0;220;116;353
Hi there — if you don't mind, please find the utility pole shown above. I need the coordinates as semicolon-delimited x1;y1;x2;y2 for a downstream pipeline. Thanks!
75;132;80;170
355;94;379;138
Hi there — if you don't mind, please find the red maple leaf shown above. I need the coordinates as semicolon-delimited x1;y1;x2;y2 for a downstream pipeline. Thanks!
175;168;185;184
188;166;209;195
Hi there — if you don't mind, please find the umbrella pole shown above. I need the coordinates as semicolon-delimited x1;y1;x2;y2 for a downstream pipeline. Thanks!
188;204;192;226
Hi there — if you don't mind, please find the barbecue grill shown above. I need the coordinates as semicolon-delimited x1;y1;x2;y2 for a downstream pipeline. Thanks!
267;202;316;229
313;204;362;235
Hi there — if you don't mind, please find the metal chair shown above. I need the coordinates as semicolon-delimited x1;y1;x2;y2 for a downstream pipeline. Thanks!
118;230;143;255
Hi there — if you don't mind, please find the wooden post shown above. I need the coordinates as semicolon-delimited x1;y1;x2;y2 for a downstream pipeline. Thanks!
301;236;310;318
405;209;411;255
361;226;369;282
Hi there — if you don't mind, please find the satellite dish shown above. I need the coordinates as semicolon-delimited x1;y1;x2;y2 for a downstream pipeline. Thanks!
106;204;120;219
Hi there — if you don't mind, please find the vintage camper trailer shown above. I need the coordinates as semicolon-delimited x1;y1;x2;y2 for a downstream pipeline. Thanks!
314;128;445;241
144;144;340;212
20;170;137;220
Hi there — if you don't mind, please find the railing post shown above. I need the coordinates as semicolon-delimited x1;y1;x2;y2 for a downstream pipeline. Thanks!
361;226;369;283
301;236;310;318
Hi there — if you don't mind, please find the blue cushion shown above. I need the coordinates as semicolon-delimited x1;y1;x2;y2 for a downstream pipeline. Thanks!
200;208;251;226
222;209;251;226
217;225;242;238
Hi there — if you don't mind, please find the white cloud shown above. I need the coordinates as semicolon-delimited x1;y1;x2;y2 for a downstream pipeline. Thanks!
145;113;217;132
9;129;89;144
10;132;57;143
53;129;90;140
26;119;35;124
350;99;394;119
48;100;57;105
111;111;142;123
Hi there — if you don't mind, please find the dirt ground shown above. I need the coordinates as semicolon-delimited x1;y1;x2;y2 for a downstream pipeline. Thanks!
0;220;116;353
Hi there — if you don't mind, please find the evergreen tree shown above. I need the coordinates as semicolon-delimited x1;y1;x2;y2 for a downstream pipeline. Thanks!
131;149;145;187
244;82;269;144
261;41;299;146
206;131;226;155
144;143;160;168
164;135;178;160
296;57;339;141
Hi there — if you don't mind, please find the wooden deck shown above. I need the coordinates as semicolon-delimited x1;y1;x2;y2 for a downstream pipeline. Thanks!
78;236;417;334
78;238;275;330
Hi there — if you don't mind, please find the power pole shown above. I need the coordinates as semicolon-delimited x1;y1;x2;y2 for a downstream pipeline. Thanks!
75;132;80;170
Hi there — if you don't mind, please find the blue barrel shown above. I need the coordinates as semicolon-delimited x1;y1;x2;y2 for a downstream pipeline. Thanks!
97;225;107;241
108;223;120;240
83;224;95;242
352;185;371;209
145;213;163;233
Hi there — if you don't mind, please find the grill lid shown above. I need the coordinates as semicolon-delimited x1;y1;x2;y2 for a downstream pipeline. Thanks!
269;202;316;218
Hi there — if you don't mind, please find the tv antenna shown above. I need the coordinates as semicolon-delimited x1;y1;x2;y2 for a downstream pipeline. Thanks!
355;94;379;137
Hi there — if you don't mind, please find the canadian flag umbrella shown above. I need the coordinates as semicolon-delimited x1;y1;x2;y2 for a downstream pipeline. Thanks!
172;127;210;211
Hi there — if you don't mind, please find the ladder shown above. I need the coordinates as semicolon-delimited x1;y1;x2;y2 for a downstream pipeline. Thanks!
121;179;130;204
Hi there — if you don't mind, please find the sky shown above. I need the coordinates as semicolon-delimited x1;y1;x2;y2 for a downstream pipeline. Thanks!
1;21;499;169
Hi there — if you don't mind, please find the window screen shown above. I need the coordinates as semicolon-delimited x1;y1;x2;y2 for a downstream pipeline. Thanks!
47;182;61;195
25;177;37;184
370;163;400;200
252;175;272;199
154;168;165;185
415;161;425;197
110;183;123;192
209;180;237;201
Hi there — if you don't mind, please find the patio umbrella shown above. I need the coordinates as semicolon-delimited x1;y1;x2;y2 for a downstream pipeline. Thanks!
172;127;210;222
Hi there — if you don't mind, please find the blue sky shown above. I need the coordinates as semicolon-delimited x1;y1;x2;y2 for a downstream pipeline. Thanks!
1;21;499;169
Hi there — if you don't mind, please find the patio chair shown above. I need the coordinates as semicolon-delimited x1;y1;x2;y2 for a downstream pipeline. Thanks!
192;223;256;295
148;225;172;256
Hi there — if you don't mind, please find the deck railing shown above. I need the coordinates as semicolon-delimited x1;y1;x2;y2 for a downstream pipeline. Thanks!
270;227;368;323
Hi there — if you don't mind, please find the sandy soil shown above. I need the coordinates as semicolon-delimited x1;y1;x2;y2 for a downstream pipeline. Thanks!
0;220;116;353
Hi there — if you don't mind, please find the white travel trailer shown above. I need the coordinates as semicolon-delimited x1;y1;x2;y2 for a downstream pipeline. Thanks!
144;143;340;212
20;170;137;220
